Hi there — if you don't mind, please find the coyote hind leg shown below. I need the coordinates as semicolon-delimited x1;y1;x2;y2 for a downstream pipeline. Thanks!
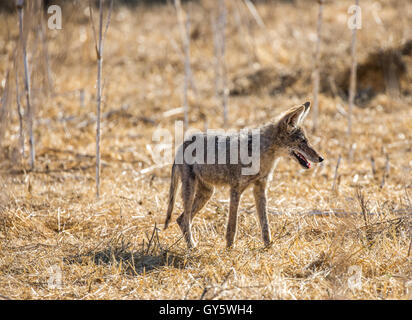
177;180;214;242
177;174;197;248
189;181;214;221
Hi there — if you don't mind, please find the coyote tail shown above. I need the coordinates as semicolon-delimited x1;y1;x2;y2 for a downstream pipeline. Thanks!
164;163;179;229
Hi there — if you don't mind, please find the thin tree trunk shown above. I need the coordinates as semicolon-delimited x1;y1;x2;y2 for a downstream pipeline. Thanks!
17;0;35;170
89;0;113;198
212;0;228;128
348;0;359;136
15;62;25;158
0;71;10;145
312;0;323;132
96;1;103;198
174;0;192;132
183;9;190;131
212;13;220;99
219;0;228;129
38;10;53;96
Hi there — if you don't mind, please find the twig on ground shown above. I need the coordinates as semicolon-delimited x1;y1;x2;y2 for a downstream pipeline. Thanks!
370;156;376;177
356;186;369;227
332;155;341;192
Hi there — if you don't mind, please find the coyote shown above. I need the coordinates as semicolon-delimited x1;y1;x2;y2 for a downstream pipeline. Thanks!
164;102;323;248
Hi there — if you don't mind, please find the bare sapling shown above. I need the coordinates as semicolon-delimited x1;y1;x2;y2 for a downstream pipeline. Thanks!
15;59;25;158
38;7;53;96
89;0;113;198
16;0;35;170
211;13;220;99
312;0;323;132
348;0;359;136
219;0;228;128
332;154;342;192
174;0;193;131
0;72;11;147
212;0;228;128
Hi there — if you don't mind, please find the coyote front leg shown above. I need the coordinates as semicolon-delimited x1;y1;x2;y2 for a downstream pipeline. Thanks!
226;188;241;248
253;179;271;246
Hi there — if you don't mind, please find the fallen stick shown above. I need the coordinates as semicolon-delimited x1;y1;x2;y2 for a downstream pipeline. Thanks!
332;155;342;191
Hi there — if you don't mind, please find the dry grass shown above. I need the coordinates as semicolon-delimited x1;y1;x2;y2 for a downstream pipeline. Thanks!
0;0;411;299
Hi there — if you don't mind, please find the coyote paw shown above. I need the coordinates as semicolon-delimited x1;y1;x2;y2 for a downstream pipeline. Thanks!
263;240;273;249
225;241;235;249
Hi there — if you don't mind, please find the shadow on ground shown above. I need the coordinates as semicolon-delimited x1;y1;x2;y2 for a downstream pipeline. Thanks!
64;227;189;275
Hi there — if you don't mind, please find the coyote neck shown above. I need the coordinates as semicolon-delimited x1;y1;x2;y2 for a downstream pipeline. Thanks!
255;122;285;177
260;122;284;154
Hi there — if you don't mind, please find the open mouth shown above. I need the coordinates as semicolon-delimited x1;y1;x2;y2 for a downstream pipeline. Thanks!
292;151;311;169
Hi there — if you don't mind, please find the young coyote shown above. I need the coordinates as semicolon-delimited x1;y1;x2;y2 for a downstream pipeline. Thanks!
164;102;324;248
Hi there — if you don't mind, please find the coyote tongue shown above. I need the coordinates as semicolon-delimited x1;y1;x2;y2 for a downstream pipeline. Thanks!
293;151;311;169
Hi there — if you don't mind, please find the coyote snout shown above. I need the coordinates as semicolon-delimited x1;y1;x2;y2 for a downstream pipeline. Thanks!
164;101;323;249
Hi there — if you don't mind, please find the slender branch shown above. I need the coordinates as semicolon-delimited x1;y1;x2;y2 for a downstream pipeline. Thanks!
174;0;192;131
17;0;35;170
219;0;228;128
0;71;10;143
244;0;265;28
88;0;98;51
211;12;220;99
89;0;113;198
348;0;359;136
103;0;114;39
183;9;190;131
332;154;341;192
15;59;25;158
312;0;323;132
38;6;53;95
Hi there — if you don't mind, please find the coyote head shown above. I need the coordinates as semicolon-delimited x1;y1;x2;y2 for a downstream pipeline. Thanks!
277;102;324;169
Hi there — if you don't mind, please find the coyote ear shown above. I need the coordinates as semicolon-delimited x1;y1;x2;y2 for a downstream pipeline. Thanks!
300;101;311;123
281;104;306;129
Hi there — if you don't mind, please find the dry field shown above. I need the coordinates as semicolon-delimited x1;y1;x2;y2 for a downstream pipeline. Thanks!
0;0;411;299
